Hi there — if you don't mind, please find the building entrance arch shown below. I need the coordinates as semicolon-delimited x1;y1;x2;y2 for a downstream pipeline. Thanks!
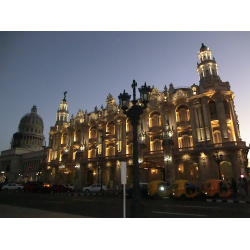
177;160;199;184
220;161;233;180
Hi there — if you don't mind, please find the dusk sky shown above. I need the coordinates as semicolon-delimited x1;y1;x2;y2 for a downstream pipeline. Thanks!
1;32;250;152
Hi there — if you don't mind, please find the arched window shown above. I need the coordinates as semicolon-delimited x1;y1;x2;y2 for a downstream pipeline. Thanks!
90;127;97;139
127;143;133;154
62;134;67;144
126;119;133;132
176;105;189;122
182;135;191;148
107;146;115;156
90;149;96;158
107;122;115;135
213;130;222;144
75;130;81;142
228;130;233;141
212;69;215;75
153;140;162;151
206;69;209;76
223;100;230;117
149;112;161;127
208;100;217;119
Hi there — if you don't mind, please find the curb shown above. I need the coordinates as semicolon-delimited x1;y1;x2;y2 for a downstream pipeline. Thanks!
51;192;121;196
206;199;250;204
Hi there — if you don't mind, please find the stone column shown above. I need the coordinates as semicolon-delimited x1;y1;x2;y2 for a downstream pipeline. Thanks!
170;105;178;147
230;151;242;180
57;133;62;161
193;107;201;141
228;97;240;141
121;117;126;155
215;96;229;141
201;97;212;142
188;103;198;146
143;110;150;153
197;105;205;140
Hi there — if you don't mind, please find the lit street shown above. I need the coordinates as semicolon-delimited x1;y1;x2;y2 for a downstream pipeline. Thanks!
1;191;250;218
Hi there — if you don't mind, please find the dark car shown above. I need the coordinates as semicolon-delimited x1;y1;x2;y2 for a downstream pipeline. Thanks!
49;184;73;194
23;182;40;192
126;183;148;198
0;182;7;191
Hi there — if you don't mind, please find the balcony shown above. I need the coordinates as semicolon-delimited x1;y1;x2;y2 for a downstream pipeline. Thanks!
89;138;97;143
149;126;162;134
73;141;81;148
126;131;133;137
210;115;218;121
177;120;190;128
173;141;247;154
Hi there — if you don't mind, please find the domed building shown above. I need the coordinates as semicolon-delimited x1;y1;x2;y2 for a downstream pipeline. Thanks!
0;106;48;183
11;105;45;150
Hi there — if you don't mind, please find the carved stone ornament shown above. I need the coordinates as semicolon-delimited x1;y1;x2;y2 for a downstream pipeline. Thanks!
150;85;161;100
107;93;113;102
173;89;187;103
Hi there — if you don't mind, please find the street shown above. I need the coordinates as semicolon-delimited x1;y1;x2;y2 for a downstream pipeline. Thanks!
0;191;250;218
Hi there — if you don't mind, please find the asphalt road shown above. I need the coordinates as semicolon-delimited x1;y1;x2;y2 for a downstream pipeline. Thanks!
0;191;250;218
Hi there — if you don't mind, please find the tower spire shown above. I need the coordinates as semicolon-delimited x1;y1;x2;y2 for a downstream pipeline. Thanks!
197;44;219;84
56;93;69;125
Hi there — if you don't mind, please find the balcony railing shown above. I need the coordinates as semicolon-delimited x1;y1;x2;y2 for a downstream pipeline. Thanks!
173;141;247;153
176;120;190;127
149;126;162;133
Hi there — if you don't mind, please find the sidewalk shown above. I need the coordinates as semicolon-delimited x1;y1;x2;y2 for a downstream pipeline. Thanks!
206;195;250;204
0;204;91;218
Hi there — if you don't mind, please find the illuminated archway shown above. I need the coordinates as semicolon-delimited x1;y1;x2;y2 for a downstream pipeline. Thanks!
177;160;199;184
220;161;233;180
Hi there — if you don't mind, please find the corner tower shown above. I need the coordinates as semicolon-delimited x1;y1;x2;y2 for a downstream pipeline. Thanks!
56;92;69;125
197;43;219;84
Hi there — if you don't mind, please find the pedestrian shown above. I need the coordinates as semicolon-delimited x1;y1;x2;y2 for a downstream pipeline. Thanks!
231;178;237;198
243;178;249;196
237;178;245;197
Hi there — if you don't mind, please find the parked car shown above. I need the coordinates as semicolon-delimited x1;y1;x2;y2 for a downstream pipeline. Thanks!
0;182;7;191
49;184;73;194
33;183;51;193
23;182;40;192
126;183;148;198
23;182;51;192
2;183;24;191
64;184;74;190
82;183;107;193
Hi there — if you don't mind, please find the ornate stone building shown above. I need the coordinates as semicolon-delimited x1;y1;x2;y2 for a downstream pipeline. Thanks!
45;44;249;188
0;106;47;183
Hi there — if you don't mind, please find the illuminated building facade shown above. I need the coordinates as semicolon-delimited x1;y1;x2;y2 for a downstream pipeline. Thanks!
45;44;249;188
0;106;47;183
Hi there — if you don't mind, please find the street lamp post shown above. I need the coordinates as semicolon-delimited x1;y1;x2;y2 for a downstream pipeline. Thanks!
100;132;110;192
162;123;174;185
97;166;100;184
118;80;152;218
164;156;170;184
213;150;223;180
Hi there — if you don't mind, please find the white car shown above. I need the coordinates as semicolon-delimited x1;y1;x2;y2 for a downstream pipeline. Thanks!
2;183;23;191
64;184;74;190
82;183;107;193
